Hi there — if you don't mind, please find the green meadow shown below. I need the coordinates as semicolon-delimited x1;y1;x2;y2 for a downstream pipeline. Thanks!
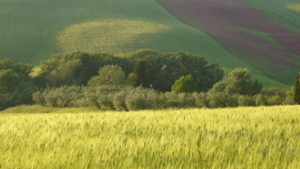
245;0;300;34
1;105;300;168
0;0;287;86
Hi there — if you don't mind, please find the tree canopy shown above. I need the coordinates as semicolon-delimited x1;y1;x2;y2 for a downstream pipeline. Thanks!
171;75;195;93
36;50;223;92
294;72;300;104
88;65;126;87
210;68;262;96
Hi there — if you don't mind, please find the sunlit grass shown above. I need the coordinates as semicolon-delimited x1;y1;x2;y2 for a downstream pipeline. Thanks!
286;3;300;12
57;19;170;55
1;105;300;168
244;0;300;34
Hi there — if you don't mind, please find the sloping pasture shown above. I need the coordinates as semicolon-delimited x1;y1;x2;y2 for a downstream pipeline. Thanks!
0;0;237;64
244;0;300;33
0;105;300;168
159;0;300;83
0;0;286;86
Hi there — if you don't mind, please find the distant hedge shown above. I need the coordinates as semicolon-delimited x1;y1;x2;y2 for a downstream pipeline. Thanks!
33;85;295;111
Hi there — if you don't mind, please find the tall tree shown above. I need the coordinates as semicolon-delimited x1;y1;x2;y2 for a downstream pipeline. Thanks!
0;59;13;71
0;69;21;94
131;60;149;87
171;75;195;93
12;63;33;82
294;72;300;104
88;65;125;86
210;68;262;96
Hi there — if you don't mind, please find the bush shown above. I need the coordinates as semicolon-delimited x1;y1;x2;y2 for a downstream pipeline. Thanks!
125;87;158;111
43;90;60;107
97;94;114;110
266;95;283;106
113;89;128;111
283;86;296;105
178;93;195;108
193;92;210;108
238;95;256;107
224;94;239;107
208;92;228;108
255;94;268;106
162;92;179;108
32;92;46;106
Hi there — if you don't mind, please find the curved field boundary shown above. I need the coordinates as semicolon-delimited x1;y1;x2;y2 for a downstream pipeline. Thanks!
158;0;300;81
0;0;289;86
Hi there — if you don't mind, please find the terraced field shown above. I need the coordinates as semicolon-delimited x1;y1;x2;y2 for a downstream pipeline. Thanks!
159;0;300;84
1;0;299;86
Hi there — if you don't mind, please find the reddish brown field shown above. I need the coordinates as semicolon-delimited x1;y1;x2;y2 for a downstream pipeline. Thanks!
159;0;300;73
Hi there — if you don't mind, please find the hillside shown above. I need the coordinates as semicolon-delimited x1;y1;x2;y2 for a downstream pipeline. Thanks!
0;0;297;86
158;0;300;85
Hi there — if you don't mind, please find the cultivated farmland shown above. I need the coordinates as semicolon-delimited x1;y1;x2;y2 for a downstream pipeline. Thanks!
0;0;290;86
0;105;300;168
159;0;300;84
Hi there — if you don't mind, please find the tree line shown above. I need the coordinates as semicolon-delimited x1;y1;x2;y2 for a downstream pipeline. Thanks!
0;49;299;111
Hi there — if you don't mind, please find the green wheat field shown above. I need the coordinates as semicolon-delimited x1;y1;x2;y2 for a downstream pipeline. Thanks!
1;105;300;168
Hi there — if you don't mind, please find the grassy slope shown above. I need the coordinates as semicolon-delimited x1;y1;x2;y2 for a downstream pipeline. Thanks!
158;0;300;86
0;0;285;86
237;0;300;82
244;0;300;34
1;105;300;168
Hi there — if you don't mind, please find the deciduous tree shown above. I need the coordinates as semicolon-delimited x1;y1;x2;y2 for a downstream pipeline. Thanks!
131;60;149;87
171;75;195;93
0;69;21;94
88;65;125;87
210;68;262;96
294;72;300;104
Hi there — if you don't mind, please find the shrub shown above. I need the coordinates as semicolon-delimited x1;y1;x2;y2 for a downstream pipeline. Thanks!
238;95;256;107
283;86;296;105
208;92;228;108
193;92;210;108
224;94;239;107
113;89;128;111
125;87;158;111
162;92;179;108
97;94;114;110
266;95;283;106
255;94;268;106
178;93;195;108
43;90;60;107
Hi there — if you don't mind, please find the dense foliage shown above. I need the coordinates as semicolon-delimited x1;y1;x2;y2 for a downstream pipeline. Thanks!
127;50;224;92
210;68;262;96
0;60;37;110
0;50;297;111
171;75;195;93
32;85;295;111
87;65;126;87
35;50;224;92
294;72;300;104
34;51;132;87
130;60;149;88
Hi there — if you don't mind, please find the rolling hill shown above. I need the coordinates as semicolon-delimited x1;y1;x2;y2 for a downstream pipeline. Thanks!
158;0;300;85
1;0;299;86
